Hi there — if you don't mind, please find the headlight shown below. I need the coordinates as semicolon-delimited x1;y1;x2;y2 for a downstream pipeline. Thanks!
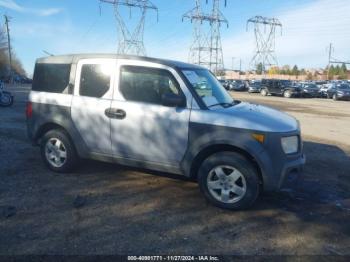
281;136;299;154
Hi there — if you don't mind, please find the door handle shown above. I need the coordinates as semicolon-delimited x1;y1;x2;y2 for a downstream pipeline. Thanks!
105;108;126;119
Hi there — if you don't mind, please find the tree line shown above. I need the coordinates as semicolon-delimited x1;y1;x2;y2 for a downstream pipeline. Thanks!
255;62;348;80
0;28;26;80
327;64;348;80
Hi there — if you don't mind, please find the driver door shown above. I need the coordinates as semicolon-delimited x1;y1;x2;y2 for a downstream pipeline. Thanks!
110;61;192;166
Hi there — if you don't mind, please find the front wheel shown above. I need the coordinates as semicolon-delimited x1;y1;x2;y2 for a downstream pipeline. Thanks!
260;89;268;96
198;152;260;210
40;129;78;173
0;92;13;107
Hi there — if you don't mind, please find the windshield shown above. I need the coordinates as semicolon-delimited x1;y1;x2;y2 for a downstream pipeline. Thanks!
304;84;318;89
251;82;261;87
182;69;234;108
338;84;350;90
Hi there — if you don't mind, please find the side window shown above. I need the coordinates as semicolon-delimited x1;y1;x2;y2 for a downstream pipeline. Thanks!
119;66;181;105
79;64;111;98
32;63;71;93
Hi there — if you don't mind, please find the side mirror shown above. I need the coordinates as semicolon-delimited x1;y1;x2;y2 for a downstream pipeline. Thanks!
161;93;186;107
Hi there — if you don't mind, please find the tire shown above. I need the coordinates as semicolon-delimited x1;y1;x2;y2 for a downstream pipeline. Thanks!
0;92;13;107
283;90;292;98
40;129;78;173
260;89;268;96
198;152;260;210
333;94;338;101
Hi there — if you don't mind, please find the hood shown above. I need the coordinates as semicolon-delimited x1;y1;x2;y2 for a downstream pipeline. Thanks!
192;102;299;133
304;87;319;91
338;89;350;94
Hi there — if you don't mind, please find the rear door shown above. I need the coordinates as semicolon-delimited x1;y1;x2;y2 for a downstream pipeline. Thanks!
271;80;280;94
71;59;115;155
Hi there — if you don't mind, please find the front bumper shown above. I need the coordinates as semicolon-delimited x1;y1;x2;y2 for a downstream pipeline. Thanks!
255;131;306;192
302;91;320;97
248;87;260;93
288;90;302;97
278;153;306;189
337;95;350;101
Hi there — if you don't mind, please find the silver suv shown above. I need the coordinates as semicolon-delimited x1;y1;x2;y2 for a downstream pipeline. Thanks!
26;54;305;210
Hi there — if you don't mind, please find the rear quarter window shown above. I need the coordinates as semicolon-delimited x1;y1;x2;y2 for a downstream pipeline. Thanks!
32;63;71;93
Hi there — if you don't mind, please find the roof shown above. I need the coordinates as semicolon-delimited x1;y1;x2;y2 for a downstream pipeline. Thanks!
36;53;204;70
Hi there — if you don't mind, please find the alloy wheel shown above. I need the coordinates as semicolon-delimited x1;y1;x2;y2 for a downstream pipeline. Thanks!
207;165;247;204
45;138;67;168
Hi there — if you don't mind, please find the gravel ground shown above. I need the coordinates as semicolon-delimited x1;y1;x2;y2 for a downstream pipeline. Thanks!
0;85;349;255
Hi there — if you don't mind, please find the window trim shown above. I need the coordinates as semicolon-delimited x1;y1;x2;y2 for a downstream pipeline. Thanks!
74;59;116;100
118;65;186;107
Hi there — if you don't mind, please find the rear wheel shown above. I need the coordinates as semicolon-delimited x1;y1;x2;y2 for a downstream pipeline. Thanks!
198;152;260;210
260;89;268;96
40;129;78;173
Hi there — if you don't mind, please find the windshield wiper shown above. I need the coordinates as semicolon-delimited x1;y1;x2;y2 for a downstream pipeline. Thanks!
208;102;235;108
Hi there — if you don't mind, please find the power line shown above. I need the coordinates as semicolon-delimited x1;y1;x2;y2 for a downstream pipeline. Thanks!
326;43;350;80
99;0;158;56
327;43;350;64
247;16;282;73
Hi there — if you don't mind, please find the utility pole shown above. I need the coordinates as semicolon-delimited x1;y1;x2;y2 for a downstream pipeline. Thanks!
326;43;350;80
231;57;235;71
247;16;282;74
239;59;242;79
100;0;158;56
327;43;333;80
4;15;13;83
183;0;228;74
328;43;333;65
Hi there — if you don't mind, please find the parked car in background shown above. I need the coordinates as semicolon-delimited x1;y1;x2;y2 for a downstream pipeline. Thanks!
230;80;247;91
248;80;262;93
301;83;321;98
218;79;230;90
315;81;327;89
319;83;334;98
21;77;33;84
327;84;350;101
260;79;302;98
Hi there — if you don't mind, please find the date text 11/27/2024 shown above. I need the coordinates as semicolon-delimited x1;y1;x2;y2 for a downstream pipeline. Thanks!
127;256;220;261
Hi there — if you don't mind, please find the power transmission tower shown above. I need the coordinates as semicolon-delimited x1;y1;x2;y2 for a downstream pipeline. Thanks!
326;43;350;80
247;16;282;73
100;0;158;56
183;0;228;74
327;43;350;65
4;15;13;83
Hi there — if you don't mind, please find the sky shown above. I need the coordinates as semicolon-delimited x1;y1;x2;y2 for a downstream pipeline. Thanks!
0;0;349;76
